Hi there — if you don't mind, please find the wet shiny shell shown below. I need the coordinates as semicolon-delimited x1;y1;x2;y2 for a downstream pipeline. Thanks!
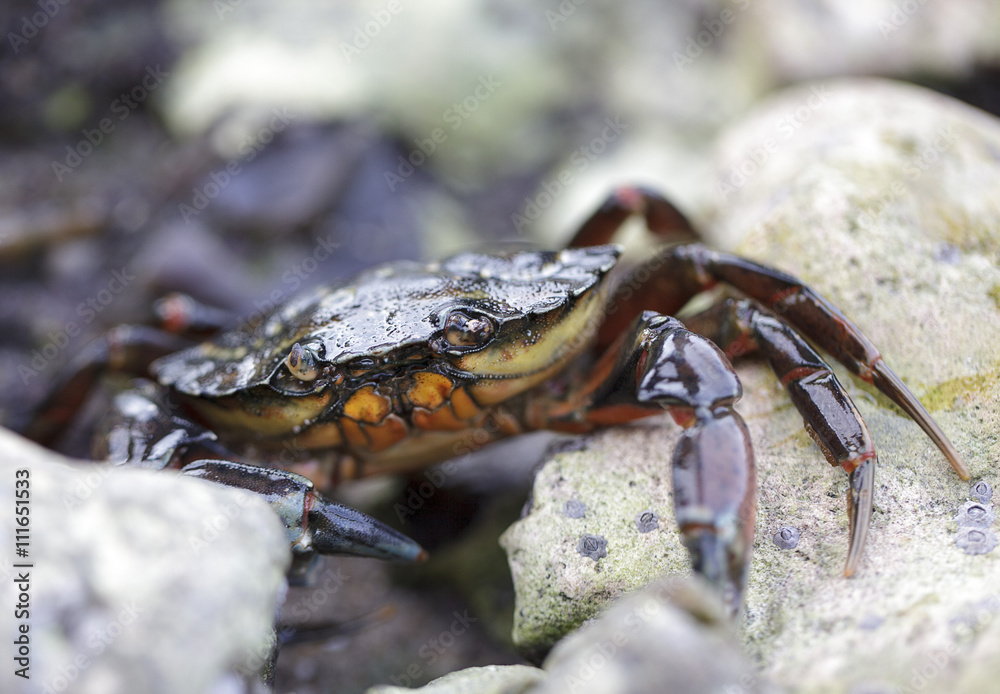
151;245;620;399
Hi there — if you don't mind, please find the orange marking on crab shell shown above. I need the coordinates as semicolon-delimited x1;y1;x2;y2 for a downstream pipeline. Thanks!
340;418;368;448
407;372;454;410
363;414;408;451
449;387;481;420
344;385;392;424
413;405;468;431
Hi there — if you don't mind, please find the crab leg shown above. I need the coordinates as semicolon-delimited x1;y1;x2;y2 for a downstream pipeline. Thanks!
23;325;193;447
181;460;427;563
686;298;876;575
24;295;237;447
24;317;427;567
639;314;755;613
568;188;704;351
698;248;968;480
94;381;427;565
568;185;699;250
569;186;967;480
538;312;756;612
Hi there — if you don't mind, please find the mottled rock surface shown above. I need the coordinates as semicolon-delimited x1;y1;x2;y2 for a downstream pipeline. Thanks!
0;428;290;694
502;79;1000;692
499;427;689;657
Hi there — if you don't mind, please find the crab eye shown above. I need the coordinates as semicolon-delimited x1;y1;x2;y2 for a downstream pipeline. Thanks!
442;310;495;349
285;342;320;381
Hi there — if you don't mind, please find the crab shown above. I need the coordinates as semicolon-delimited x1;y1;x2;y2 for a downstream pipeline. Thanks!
26;186;968;614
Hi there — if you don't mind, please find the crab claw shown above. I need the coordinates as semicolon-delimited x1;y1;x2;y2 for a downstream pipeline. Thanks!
680;529;749;616
671;411;756;616
180;460;426;563
308;496;427;562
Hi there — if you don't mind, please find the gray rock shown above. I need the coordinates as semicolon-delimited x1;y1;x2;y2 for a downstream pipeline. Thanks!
743;3;1000;81
0;428;290;694
713;79;1000;692
500;428;691;658
365;664;546;694
367;580;777;694
502;78;1000;692
537;578;779;694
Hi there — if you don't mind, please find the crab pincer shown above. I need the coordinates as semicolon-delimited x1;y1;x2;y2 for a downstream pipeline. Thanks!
181;460;427;563
567;312;757;611
635;316;755;612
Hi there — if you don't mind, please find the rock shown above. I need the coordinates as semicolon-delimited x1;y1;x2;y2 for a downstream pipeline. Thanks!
364;579;777;694
537;578;779;694
499;428;690;659
743;3;1000;81
365;664;545;694
502;78;1000;692
713;77;1000;694
0;428;290;694
200;124;371;234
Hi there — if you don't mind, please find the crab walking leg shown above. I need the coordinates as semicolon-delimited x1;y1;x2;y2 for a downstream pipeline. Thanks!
568;185;699;250
152;292;239;337
23;325;193;446
94;379;224;468
566;188;703;351
24;296;236;447
181;460;427;563
697;248;969;480
568;186;966;479
686;298;876;575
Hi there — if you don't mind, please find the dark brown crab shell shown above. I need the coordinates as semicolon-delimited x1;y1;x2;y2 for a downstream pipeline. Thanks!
151;244;621;399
